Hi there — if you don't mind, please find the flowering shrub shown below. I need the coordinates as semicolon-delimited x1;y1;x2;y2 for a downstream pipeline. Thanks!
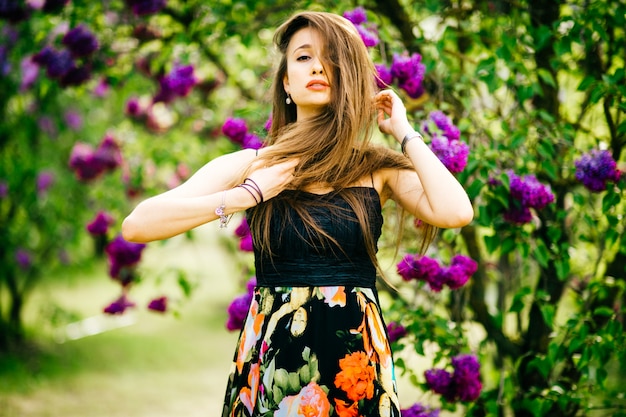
343;6;379;47
401;403;440;417
425;354;482;402
225;276;256;331
221;117;264;150
488;170;555;224
397;254;477;292
574;149;622;192
68;134;122;181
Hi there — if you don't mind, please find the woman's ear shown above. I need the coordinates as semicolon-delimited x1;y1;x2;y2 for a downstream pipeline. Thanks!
283;75;289;94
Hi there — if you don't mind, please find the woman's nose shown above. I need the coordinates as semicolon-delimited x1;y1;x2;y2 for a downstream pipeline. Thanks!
311;60;324;75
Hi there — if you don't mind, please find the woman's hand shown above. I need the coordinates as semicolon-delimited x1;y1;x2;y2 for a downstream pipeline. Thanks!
375;89;414;141
245;158;299;201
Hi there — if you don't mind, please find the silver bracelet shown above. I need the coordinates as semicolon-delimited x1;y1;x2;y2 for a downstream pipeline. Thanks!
401;131;423;156
215;190;233;228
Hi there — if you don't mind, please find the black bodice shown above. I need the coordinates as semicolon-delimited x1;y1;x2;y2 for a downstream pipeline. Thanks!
250;187;383;287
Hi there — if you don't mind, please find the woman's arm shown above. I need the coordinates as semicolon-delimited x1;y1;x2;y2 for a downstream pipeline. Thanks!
375;90;474;228
122;148;298;243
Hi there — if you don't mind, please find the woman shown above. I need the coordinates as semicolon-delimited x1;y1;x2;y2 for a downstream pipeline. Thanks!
122;11;473;417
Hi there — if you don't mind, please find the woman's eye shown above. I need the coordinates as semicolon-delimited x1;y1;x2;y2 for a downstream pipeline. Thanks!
297;55;310;61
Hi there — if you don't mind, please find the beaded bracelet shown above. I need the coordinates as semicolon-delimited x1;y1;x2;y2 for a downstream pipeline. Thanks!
215;190;233;228
401;131;424;156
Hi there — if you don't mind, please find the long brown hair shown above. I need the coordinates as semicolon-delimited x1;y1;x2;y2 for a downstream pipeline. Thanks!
237;11;436;274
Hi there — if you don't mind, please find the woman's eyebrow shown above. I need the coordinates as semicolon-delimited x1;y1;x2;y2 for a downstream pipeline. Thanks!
292;44;312;54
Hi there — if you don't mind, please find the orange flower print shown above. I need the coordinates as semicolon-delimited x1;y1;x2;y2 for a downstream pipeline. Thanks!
334;351;375;402
334;398;360;417
320;286;346;307
236;299;265;373
239;362;260;414
274;382;331;417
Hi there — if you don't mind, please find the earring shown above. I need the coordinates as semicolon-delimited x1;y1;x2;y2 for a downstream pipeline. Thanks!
286;94;292;105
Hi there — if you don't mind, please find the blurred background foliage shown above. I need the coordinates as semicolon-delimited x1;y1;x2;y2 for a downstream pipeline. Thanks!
1;0;625;416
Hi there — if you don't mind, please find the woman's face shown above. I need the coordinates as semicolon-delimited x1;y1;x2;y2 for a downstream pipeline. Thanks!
283;27;331;120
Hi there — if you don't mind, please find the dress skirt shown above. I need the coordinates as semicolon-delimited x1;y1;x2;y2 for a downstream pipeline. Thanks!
221;285;401;417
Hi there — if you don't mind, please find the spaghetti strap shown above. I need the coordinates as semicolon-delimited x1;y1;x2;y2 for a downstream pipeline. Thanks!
370;172;375;188
255;148;259;157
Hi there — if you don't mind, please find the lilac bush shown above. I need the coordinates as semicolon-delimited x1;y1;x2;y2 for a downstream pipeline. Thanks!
425;354;482;402
574;149;621;192
396;254;477;292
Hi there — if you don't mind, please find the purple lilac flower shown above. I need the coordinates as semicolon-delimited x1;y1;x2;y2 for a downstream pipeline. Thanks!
62;25;99;57
508;171;554;209
0;46;10;76
59;65;91;87
147;296;167;313
239;234;253;252
69;142;101;181
398;76;424;99
125;97;144;117
264;114;272;131
105;234;146;285
20;56;40;91
343;7;367;25
429;111;460;141
64;110;83;130
26;0;45;11
444;255;478;289
103;294;136;315
15;249;32;270
391;53;426;98
86;211;115;236
235;217;250;238
375;64;393;89
425;354;482;402
401;403;440;417
222;117;248;144
450;354;482;401
574;149;621;192
386;322;407;343
36;171;55;196
425;368;453;396
38;48;74;79
503;204;533;224
242;132;263;150
94;134;122;170
0;180;8;198
125;0;167;16
153;64;196;103
429;135;469;173
397;254;441;283
356;24;379;47
226;291;253;331
226;276;257;331
93;78;110;97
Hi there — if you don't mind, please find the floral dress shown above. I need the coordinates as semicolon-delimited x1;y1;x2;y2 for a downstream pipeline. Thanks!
222;188;400;417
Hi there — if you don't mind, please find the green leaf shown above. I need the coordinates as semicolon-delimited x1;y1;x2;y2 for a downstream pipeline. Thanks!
577;76;596;91
555;259;570;281
534;240;550;268
602;189;620;212
510;286;532;313
593;306;615;317
484;234;500;254
538;68;556;88
540;304;555;327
